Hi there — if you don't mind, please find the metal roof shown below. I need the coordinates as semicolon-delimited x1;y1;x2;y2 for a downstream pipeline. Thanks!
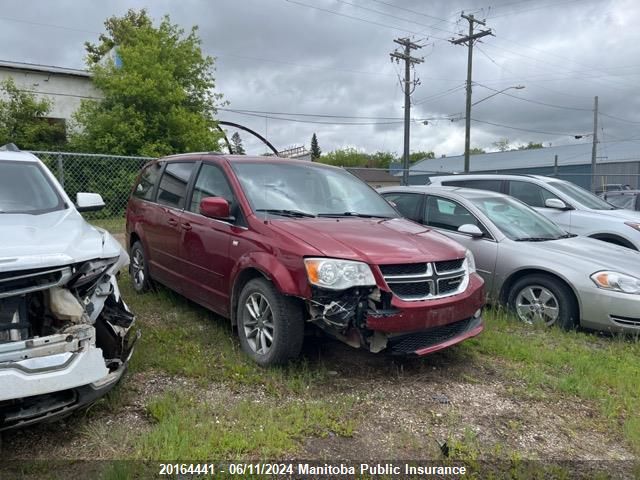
409;140;640;175
0;60;91;78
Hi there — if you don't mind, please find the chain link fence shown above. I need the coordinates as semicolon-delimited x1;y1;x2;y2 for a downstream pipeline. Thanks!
27;151;640;224
30;151;154;220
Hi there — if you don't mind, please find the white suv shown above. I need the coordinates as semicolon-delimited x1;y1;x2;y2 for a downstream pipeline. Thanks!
0;146;137;431
428;174;640;250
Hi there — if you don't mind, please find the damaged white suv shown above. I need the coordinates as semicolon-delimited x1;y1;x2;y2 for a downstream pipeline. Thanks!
0;147;137;431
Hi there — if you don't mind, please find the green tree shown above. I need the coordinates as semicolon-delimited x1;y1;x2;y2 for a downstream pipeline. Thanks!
310;133;321;160
231;132;245;155
469;147;486;155
492;138;510;152
0;78;67;150
517;141;543;150
71;9;224;157
409;151;435;164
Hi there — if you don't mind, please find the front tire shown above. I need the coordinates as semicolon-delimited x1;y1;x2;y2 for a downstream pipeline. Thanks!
237;278;304;366
508;274;578;330
130;241;152;293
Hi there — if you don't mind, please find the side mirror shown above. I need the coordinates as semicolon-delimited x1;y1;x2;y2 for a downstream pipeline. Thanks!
200;196;233;220
544;198;568;210
76;192;105;212
458;224;483;237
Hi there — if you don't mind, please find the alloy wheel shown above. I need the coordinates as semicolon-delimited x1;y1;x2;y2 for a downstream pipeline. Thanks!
243;293;275;355
515;285;560;326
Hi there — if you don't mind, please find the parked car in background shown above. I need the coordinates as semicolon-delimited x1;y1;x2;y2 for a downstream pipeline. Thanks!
126;154;485;366
595;183;631;195
380;186;640;333
0;147;138;431
428;174;640;250
600;190;640;211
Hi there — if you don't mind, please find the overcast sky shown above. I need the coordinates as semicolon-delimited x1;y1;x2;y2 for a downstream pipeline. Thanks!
1;0;639;157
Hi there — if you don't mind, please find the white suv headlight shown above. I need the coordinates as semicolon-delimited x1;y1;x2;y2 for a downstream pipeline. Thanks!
465;249;476;274
304;258;376;290
591;271;640;294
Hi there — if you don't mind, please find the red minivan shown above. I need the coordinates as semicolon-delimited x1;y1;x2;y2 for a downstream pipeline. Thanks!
126;154;485;365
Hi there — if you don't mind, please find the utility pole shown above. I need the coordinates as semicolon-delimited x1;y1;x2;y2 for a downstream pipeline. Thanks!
451;14;492;173
590;95;599;192
390;38;423;186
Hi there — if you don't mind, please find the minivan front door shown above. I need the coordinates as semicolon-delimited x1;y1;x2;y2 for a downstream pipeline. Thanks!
506;180;572;232
178;163;237;315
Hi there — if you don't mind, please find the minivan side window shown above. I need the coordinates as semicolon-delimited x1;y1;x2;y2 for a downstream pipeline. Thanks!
507;180;558;208
383;193;423;222
156;162;196;209
441;179;503;192
189;163;235;214
133;161;163;201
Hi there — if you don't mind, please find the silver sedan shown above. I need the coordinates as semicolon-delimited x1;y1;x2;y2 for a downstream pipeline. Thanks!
379;186;640;333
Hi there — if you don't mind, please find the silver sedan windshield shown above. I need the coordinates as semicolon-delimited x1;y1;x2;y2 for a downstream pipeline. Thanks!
469;195;567;241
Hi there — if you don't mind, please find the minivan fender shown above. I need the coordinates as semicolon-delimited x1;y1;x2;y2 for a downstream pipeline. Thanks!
229;252;307;325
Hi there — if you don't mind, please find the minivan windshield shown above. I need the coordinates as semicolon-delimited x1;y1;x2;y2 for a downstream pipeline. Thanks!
548;180;616;210
469;195;568;241
0;161;64;214
232;162;399;218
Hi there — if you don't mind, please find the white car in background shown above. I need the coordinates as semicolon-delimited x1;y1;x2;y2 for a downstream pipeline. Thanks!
428;174;640;250
0;146;137;431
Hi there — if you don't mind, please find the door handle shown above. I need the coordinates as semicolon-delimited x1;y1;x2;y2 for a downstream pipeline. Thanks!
180;223;192;231
168;218;178;226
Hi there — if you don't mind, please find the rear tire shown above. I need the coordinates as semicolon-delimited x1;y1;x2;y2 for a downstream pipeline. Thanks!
508;274;578;330
237;278;304;366
130;241;152;293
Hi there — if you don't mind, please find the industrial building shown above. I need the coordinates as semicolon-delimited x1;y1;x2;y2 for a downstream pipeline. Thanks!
407;140;640;190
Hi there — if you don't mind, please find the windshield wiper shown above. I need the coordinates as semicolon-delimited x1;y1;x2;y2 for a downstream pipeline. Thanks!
317;212;392;219
255;208;316;218
513;237;555;242
558;233;577;238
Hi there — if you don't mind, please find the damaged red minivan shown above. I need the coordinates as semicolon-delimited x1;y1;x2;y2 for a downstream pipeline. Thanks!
126;154;485;365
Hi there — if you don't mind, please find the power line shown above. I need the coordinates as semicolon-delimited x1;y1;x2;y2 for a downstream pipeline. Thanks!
412;84;467;105
470;118;581;136
598;112;640;125
221;109;405;125
220;107;408;120
0;15;100;34
473;82;592;111
367;0;460;27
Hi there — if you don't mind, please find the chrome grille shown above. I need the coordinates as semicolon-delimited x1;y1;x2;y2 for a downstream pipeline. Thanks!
380;258;467;301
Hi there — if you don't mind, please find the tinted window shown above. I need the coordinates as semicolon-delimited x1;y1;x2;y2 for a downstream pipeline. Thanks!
383;193;423;221
156;162;196;209
507;180;557;208
133;162;163;201
0;161;64;214
189;164;235;213
605;193;637;210
441;179;503;192
424;196;482;232
548;180;615;210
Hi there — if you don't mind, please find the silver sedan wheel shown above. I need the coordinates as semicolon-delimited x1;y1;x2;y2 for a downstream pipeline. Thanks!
515;285;560;326
131;249;146;288
243;293;275;355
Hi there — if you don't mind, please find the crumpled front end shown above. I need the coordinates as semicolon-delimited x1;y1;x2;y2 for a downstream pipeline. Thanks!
305;258;485;356
0;251;138;431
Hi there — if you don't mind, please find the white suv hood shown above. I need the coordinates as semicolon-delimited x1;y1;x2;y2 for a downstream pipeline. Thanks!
0;208;123;272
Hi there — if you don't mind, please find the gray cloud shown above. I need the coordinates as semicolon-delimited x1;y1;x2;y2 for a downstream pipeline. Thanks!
1;0;638;158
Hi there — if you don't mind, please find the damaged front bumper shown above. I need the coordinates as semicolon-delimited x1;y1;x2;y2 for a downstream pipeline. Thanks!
306;273;485;356
0;253;138;432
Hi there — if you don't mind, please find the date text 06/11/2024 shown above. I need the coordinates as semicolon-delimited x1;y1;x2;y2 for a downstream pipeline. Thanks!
158;463;469;476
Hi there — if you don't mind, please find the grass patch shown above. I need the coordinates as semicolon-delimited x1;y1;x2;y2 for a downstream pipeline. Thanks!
88;215;125;234
464;308;640;453
120;275;327;396
133;392;355;459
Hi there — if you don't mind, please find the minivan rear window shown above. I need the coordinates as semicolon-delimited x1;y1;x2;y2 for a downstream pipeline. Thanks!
441;179;503;192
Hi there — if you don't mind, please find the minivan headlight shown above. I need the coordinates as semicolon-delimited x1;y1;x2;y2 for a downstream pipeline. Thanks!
465;249;476;274
590;271;640;294
625;222;640;232
304;258;376;290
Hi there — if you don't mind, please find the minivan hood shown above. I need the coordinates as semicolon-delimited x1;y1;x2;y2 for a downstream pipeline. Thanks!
526;236;640;275
0;209;122;272
270;217;466;264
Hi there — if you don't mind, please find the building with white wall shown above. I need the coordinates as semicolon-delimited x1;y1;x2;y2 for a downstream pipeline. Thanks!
0;60;100;129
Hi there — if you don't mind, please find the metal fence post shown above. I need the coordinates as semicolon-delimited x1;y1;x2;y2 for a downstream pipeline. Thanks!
57;154;64;188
